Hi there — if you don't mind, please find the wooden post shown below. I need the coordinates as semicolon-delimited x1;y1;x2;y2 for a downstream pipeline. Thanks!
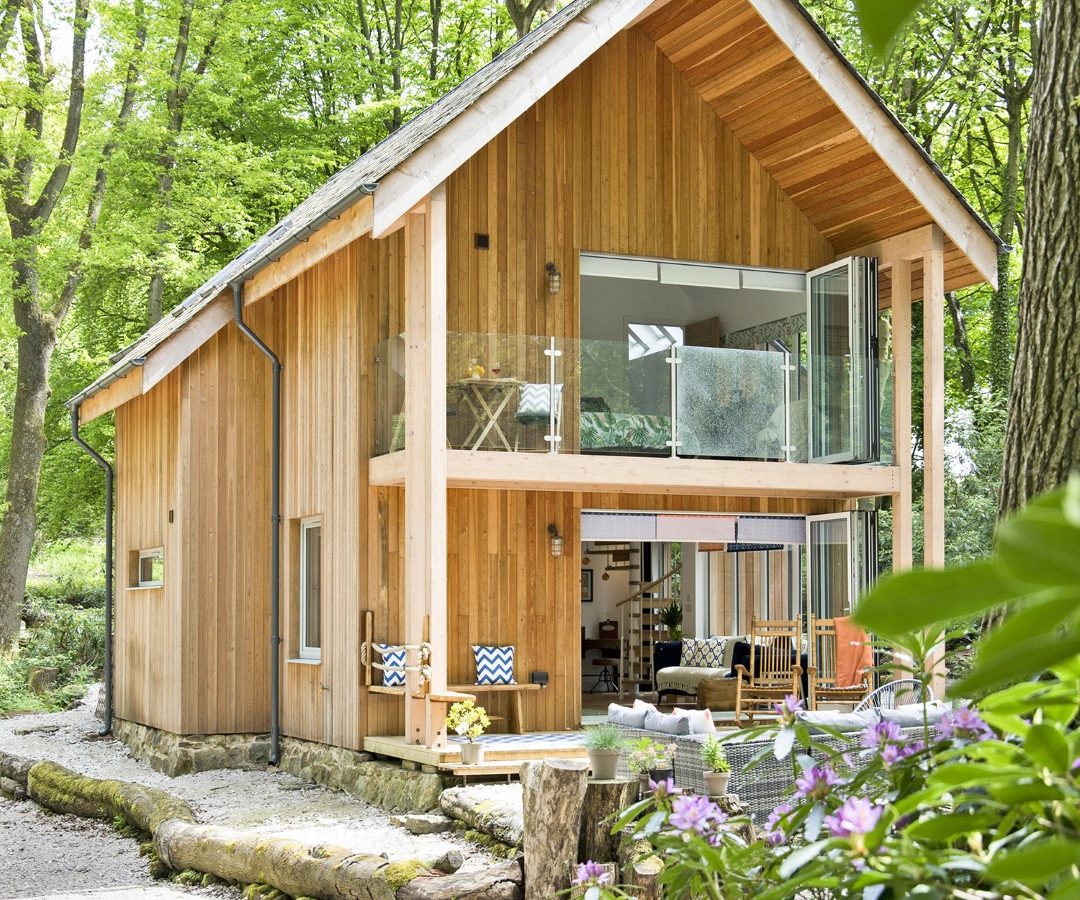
921;227;947;695
891;260;913;573
404;184;448;747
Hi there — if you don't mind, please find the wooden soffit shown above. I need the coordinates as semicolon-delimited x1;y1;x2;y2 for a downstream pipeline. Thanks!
638;0;1000;291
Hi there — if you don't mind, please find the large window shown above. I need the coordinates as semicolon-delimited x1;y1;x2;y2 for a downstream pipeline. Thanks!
299;517;322;661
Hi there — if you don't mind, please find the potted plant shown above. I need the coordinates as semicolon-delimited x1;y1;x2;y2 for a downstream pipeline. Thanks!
626;738;676;791
700;736;731;797
583;725;626;780
446;699;490;765
659;600;684;641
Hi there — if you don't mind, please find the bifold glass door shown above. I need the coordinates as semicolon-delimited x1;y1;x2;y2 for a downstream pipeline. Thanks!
807;258;879;463
807;511;878;619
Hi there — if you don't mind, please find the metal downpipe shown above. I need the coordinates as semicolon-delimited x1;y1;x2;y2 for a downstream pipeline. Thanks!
232;281;282;765
70;404;114;736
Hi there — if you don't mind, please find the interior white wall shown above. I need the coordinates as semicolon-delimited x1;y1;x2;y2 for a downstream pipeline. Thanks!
580;272;803;343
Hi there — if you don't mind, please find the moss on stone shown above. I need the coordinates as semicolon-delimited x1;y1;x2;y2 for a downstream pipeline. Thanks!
382;860;427;890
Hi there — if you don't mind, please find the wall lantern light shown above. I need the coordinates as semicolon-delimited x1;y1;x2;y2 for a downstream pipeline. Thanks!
546;262;562;295
548;523;563;558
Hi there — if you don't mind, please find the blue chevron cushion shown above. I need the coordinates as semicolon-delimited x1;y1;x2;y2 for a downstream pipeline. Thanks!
375;643;406;687
472;645;517;685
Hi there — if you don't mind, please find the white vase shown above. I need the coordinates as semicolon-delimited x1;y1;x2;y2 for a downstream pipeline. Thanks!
459;742;485;765
704;771;730;797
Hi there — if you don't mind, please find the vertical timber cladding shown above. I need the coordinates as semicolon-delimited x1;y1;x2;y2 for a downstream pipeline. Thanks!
445;26;836;342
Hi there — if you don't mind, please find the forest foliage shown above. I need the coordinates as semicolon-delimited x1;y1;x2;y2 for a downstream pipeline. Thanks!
0;0;1034;620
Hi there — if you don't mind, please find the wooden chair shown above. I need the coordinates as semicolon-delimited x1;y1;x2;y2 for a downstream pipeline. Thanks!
734;618;803;726
806;615;872;710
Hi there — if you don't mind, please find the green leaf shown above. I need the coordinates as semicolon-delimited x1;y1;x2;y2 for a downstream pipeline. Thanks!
955;633;1080;695
778;840;829;879
1064;475;1080;528
988;781;1066;804
997;503;1080;586
904;811;999;842
853;0;922;55
853;561;1024;637
986;838;1080;885
976;589;1080;661
1023;724;1071;772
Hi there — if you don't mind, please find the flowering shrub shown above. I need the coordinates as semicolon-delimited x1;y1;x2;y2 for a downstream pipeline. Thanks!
625;737;676;775
581;481;1080;898
444;699;489;741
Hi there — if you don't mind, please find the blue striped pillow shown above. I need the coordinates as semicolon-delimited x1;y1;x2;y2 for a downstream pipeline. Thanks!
376;643;406;687
472;645;516;685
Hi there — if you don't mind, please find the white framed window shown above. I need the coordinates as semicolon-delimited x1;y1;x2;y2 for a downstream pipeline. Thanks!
136;548;164;588
299;517;322;661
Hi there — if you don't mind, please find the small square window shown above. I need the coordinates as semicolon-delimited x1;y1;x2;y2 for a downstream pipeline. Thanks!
137;548;164;587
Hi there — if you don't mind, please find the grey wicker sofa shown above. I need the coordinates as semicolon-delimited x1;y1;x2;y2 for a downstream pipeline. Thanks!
610;722;929;820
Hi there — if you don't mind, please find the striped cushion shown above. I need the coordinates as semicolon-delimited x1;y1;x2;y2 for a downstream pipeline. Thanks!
376;643;406;687
516;383;562;420
472;645;516;685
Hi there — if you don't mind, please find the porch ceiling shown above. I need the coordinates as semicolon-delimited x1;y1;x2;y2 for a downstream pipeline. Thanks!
369;450;900;500
638;0;995;293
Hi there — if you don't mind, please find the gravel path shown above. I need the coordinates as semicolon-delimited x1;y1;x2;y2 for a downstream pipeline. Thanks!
0;687;496;899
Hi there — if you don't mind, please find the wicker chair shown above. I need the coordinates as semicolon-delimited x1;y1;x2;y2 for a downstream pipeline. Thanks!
733;618;803;726
855;678;930;711
806;615;872;710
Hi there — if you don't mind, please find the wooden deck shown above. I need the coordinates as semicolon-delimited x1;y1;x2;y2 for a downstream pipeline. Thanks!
364;732;588;777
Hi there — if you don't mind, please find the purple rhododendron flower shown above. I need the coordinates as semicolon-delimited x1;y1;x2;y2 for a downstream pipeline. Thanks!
824;797;884;839
573;861;611;887
936;705;994;743
774;694;804;725
860;720;904;749
764;802;792;847
648;777;680;798
795;765;840;801
1072;758;1080;773
669;794;727;834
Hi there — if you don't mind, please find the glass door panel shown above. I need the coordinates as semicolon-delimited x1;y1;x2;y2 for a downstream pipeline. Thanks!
807;513;852;620
807;258;879;463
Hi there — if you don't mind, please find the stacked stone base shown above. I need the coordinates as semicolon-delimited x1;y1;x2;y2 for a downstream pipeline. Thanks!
112;718;446;812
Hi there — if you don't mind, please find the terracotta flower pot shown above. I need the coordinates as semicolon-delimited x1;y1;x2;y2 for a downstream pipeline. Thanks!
704;771;731;797
459;741;485;765
588;749;621;780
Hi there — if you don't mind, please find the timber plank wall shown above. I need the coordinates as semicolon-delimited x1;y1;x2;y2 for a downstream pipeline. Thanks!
115;27;851;748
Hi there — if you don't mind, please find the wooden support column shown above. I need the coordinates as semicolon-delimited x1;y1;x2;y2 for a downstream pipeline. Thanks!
891;260;913;573
922;227;947;695
404;183;448;747
921;228;945;569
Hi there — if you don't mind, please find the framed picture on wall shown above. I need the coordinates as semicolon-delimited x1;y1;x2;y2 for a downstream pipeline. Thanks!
581;569;594;602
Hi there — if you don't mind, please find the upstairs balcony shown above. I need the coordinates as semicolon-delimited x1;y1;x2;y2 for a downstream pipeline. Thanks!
370;330;898;500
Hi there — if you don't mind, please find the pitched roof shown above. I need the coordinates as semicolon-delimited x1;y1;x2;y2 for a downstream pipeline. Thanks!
71;0;998;410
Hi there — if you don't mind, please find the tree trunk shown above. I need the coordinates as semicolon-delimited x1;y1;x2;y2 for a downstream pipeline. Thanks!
521;760;589;900
577;779;637;864
1000;0;1080;514
0;271;57;647
396;859;524;900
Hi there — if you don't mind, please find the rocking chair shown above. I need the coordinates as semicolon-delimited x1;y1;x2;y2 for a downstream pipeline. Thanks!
806;615;873;710
733;617;803;726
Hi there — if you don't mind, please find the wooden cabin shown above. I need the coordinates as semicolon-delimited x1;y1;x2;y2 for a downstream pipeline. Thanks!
70;0;999;764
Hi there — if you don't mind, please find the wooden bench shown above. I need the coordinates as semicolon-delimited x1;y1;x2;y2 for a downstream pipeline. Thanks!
448;683;540;734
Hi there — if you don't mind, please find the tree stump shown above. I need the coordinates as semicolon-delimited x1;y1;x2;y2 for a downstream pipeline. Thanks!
396;858;524;900
521;759;589;900
578;779;636;864
27;667;58;695
618;830;663;900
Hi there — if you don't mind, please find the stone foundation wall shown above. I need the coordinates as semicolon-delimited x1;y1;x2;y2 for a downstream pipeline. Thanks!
112;718;446;812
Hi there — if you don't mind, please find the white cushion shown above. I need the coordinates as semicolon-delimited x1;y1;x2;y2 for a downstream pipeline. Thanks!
655;666;727;695
673;707;716;735
607;703;647;728
633;698;657;715
795;709;879;734
880;700;950;728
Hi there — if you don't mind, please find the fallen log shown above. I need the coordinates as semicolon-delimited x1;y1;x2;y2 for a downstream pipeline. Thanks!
521;760;589;900
0;749;33;786
396;858;524;900
154;819;423;900
27;760;196;833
